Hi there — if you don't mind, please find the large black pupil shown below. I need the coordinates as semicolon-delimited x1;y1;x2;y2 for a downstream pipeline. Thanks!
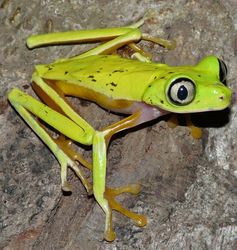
177;85;188;100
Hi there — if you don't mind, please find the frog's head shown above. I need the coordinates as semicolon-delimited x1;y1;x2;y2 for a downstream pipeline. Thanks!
143;56;232;113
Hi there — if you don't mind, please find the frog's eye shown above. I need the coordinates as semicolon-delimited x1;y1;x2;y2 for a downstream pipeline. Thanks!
218;59;227;82
168;78;195;105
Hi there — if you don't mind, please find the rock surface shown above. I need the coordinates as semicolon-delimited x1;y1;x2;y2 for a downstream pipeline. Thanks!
0;0;236;249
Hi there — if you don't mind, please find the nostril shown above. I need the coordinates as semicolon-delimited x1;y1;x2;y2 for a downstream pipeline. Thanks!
219;96;224;100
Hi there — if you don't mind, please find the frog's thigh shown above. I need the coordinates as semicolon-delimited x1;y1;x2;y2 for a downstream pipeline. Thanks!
8;88;92;193
32;74;94;136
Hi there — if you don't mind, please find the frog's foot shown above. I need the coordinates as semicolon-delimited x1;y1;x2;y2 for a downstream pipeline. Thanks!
60;158;92;195
126;16;176;50
142;33;176;50
186;115;202;139
129;43;152;61
104;184;147;227
52;135;93;195
54;135;92;170
59;152;93;195
129;36;175;63
167;114;202;139
167;114;179;129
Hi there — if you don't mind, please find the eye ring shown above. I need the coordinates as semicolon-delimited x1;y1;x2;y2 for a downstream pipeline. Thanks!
167;78;195;105
218;59;227;82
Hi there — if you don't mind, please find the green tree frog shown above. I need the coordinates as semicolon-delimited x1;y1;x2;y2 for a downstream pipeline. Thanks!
8;18;232;241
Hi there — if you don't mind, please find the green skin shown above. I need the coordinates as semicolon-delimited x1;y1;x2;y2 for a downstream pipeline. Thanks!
8;18;232;241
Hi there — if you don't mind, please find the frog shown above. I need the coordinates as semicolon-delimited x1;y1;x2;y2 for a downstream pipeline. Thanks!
7;17;232;241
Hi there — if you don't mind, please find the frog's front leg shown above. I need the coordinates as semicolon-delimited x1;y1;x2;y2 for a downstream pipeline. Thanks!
167;114;202;139
92;112;141;241
93;130;146;242
92;105;167;241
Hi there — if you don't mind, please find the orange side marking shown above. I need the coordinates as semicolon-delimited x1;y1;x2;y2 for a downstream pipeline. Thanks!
54;80;134;111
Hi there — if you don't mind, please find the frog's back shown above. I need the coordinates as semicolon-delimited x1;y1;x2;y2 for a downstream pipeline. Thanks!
35;55;165;101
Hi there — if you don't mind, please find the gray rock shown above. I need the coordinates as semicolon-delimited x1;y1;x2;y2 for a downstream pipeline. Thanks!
1;0;236;249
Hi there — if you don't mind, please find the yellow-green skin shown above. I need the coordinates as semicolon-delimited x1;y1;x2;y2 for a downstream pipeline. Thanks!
8;19;232;241
36;54;231;113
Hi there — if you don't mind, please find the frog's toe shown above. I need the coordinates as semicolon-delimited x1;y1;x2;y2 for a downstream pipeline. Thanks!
132;213;147;227
105;229;116;242
190;126;202;139
62;180;72;192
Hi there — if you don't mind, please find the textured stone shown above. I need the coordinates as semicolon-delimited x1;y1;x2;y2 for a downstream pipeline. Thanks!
0;0;236;249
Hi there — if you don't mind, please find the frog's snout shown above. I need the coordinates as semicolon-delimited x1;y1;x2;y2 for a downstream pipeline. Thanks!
210;84;232;109
219;91;231;101
220;87;232;102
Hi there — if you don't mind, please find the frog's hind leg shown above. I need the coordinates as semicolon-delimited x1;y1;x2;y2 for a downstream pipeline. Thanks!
8;88;92;194
9;73;96;193
27;17;175;60
32;80;93;170
77;28;176;59
26;21;145;52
